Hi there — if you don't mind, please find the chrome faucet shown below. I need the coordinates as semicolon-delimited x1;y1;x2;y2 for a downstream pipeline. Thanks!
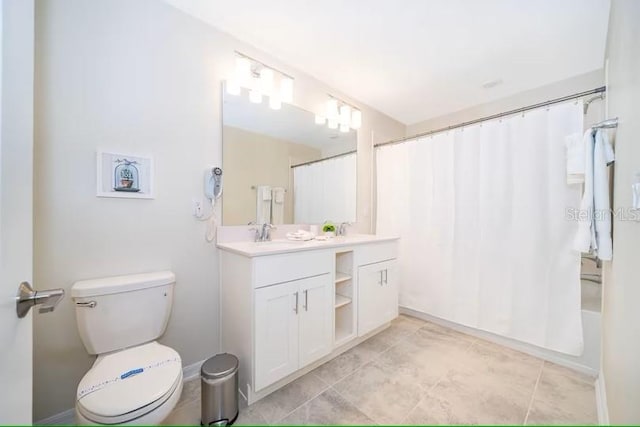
250;223;275;242
337;222;351;236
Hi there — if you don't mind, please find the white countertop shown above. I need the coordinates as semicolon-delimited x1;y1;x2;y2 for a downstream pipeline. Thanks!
217;234;399;257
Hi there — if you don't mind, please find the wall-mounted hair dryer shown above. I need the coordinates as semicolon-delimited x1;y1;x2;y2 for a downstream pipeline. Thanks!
200;167;223;243
205;167;223;201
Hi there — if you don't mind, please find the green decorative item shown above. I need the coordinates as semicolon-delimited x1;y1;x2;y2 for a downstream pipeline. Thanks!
322;222;336;233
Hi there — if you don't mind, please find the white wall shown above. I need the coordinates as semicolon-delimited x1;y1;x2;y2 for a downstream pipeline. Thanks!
601;0;640;423
32;0;404;420
406;70;604;135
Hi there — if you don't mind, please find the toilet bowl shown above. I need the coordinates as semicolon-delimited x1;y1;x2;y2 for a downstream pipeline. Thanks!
71;271;182;425
75;342;183;425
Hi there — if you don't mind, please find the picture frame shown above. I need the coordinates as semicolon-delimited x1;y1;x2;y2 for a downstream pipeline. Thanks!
96;151;154;199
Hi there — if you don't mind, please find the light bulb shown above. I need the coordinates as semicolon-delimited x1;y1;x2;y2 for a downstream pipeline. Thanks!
249;76;262;103
249;89;262;103
269;95;282;110
326;99;338;120
327;117;338;129
226;79;241;96
235;56;251;87
351;109;362;129
280;77;293;103
339;105;351;126
340;124;349;133
260;68;274;96
315;115;325;125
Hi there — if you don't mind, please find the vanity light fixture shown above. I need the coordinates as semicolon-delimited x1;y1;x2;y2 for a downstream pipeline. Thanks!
249;76;262;104
227;52;295;110
269;95;282;110
317;95;362;131
260;68;274;95
326;99;339;120
280;77;294;103
339;105;351;125
351;109;362;129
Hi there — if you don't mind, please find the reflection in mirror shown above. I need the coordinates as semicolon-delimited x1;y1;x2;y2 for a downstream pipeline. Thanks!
222;86;357;226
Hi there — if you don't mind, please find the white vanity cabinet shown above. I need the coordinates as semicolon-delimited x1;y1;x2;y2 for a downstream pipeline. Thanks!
357;260;398;336
254;274;332;390
218;235;398;404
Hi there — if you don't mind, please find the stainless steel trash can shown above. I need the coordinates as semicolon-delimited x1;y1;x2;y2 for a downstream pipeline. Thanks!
201;353;239;425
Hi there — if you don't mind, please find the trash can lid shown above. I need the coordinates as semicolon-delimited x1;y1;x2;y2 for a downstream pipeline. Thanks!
201;353;239;380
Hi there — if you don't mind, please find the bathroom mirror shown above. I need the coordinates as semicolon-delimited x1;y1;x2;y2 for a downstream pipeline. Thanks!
222;86;357;226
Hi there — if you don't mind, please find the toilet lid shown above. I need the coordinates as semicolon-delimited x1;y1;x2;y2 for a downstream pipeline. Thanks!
77;342;182;422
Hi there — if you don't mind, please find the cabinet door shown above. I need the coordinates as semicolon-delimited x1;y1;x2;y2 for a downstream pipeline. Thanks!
298;274;333;367
358;260;398;336
254;281;299;391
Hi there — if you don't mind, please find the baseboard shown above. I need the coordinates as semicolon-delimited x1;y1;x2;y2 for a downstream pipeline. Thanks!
35;359;207;425
400;306;599;377
595;371;610;425
34;408;75;426
182;358;206;381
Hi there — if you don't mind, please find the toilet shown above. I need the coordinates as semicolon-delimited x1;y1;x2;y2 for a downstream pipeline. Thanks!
71;271;183;425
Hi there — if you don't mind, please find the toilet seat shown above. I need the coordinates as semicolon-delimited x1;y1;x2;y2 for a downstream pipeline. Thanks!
76;341;182;424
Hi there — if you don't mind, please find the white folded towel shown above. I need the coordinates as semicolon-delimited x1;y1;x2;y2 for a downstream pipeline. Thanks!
286;229;314;241
272;187;285;204
256;185;272;224
593;129;614;260
261;186;272;201
565;132;584;185
574;130;595;253
271;187;285;225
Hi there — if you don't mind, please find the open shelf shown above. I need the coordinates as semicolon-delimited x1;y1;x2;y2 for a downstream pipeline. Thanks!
335;272;352;284
335;325;353;345
334;250;355;346
335;294;352;309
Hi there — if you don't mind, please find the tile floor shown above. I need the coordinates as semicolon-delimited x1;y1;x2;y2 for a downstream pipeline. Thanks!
163;315;598;425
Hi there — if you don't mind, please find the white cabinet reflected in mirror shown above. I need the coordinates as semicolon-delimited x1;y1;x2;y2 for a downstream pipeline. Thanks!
222;85;357;226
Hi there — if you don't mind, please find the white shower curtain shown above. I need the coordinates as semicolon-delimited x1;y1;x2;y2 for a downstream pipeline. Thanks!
294;153;356;224
376;101;584;355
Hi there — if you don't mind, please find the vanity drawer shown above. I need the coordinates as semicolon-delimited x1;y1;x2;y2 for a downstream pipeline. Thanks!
356;241;398;266
253;250;333;288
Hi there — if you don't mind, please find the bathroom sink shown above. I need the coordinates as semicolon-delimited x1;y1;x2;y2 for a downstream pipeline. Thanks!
254;239;311;249
227;239;313;254
217;234;398;257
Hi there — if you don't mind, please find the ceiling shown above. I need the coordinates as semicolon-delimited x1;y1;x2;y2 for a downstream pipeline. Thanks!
223;89;356;151
166;0;610;125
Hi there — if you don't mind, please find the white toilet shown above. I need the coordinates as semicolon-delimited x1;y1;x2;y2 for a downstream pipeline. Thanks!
71;271;183;425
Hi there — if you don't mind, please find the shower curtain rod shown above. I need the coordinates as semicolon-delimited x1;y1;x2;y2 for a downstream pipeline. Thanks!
290;149;356;168
375;86;607;148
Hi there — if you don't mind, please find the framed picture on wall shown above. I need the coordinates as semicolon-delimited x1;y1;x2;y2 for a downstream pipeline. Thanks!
96;151;154;199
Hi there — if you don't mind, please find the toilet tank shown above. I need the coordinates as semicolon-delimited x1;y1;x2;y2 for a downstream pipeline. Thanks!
71;271;175;355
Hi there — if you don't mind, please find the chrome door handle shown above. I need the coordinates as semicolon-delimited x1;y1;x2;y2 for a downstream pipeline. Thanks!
303;290;308;311
384;269;388;284
16;281;65;318
379;271;383;286
75;301;97;308
294;292;299;314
